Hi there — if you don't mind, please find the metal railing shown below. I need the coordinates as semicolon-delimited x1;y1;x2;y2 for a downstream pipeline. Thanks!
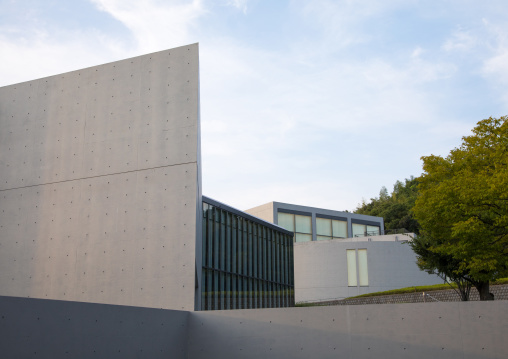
384;228;410;235
422;292;441;302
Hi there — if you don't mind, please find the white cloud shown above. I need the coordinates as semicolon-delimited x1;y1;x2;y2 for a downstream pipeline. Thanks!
225;0;249;13
484;51;508;83
442;29;477;52
411;46;424;58
481;19;508;105
1;0;507;212
0;28;127;86
90;0;205;53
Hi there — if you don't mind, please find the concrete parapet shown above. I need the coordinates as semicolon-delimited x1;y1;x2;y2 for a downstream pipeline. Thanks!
2;295;507;359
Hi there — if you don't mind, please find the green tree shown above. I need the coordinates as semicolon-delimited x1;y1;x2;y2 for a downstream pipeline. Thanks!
412;116;508;300
410;234;473;300
355;177;420;234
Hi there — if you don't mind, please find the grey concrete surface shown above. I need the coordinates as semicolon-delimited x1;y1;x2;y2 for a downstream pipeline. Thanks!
0;44;201;311
244;202;274;223
187;301;508;359
0;296;188;359
1;295;506;359
294;240;442;303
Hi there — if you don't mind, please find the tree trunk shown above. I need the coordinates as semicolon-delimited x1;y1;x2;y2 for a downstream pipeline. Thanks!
474;281;494;301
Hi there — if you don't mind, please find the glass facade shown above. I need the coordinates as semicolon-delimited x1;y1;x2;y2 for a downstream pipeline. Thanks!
316;217;348;241
202;200;295;310
352;223;380;237
277;212;312;242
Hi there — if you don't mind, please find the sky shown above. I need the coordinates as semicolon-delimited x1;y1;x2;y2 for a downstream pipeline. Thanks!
1;0;507;212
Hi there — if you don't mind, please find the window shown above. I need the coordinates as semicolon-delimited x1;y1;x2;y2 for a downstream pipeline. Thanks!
278;213;294;232
358;249;369;286
295;215;311;242
316;217;348;240
352;223;380;237
277;212;312;242
346;249;369;286
346;249;357;286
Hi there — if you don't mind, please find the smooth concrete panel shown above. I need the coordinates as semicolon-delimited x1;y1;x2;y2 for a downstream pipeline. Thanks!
187;302;508;359
294;240;442;303
188;306;351;359
0;164;197;309
0;296;188;359
458;301;508;359
1;296;507;359
244;202;274;223
348;302;464;359
0;44;200;311
0;45;199;190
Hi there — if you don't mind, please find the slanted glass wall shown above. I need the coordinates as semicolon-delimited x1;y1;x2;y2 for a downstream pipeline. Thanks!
202;200;295;310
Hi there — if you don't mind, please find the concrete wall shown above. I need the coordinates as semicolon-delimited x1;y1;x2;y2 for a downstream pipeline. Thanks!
337;233;414;242
2;295;506;359
0;44;201;310
0;296;188;359
294;239;442;303
188;301;507;359
244;202;274;223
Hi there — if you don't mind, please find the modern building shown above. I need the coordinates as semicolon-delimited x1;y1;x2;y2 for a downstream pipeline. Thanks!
201;196;294;310
246;201;385;242
0;43;293;312
246;202;442;303
292;234;442;302
1;44;506;359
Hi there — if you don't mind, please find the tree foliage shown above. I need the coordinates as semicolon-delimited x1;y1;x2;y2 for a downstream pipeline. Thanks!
409;234;473;300
412;116;508;300
355;177;420;234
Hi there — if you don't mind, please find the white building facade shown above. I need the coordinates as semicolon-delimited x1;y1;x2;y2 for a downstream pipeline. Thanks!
247;202;442;303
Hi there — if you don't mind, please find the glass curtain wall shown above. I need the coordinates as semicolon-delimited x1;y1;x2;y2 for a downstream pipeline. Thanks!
277;212;312;242
352;223;380;237
202;201;295;310
316;217;348;240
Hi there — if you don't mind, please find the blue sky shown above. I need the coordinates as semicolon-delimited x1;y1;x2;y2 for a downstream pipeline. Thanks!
1;0;507;211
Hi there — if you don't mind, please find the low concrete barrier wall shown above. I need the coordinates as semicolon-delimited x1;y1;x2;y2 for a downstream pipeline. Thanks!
1;296;507;359
188;301;507;359
0;296;188;359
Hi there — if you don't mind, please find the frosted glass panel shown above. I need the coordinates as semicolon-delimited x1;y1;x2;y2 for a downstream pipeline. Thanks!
358;249;369;286
295;233;312;242
366;225;380;235
295;215;312;234
332;220;347;238
347;249;357;286
316;218;332;236
277;212;294;232
352;224;365;237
